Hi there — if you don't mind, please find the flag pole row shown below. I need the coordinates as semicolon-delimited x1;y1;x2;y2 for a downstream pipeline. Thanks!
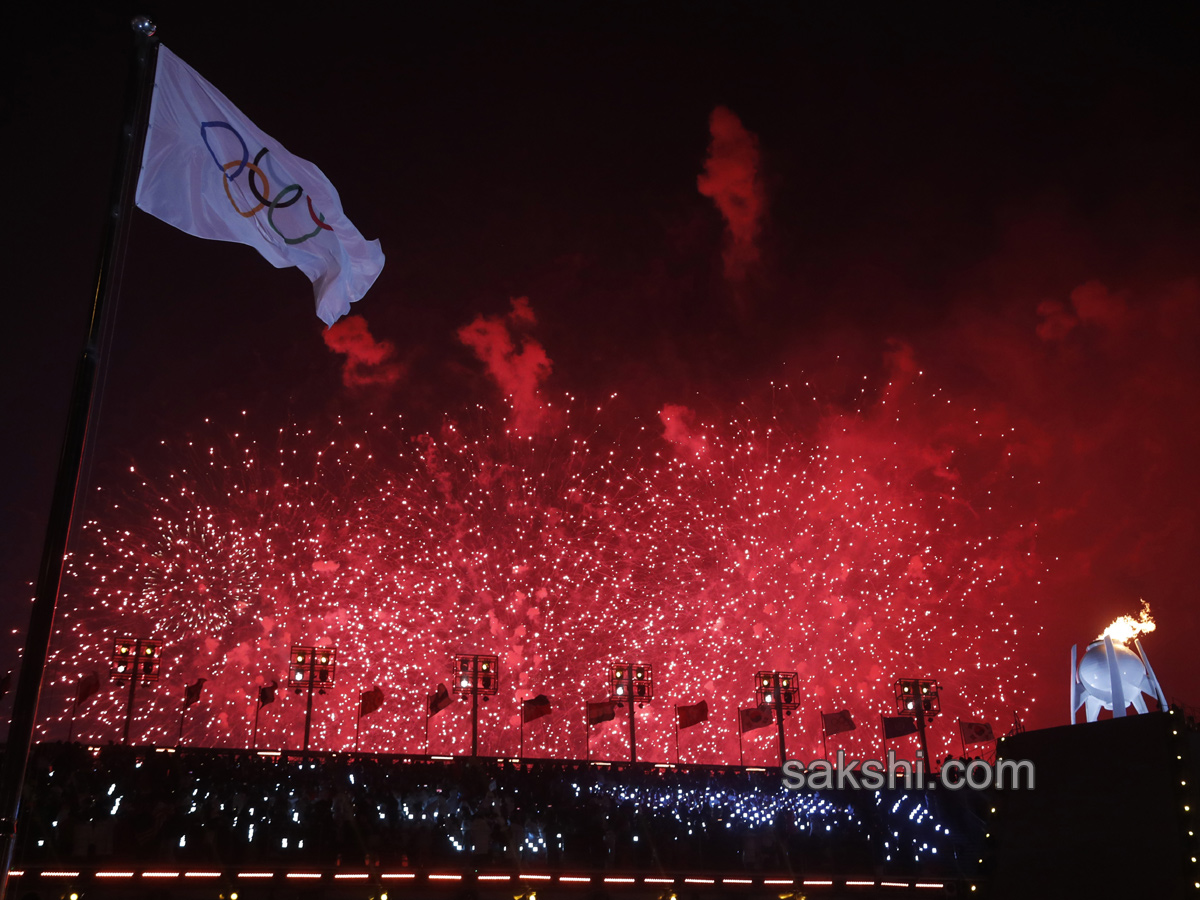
65;672;998;760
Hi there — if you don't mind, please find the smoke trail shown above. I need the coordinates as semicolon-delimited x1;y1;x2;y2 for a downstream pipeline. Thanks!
322;315;405;388
697;106;766;283
458;297;553;434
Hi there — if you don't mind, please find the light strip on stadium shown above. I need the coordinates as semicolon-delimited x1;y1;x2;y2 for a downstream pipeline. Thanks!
881;882;910;888
521;874;553;881
604;877;636;883
286;873;322;879
745;767;767;772
764;879;794;885
335;874;369;880
685;877;716;884
479;875;511;881
846;881;876;886
431;755;455;760
654;764;674;768
645;878;675;884
238;872;274;879
184;872;220;878
257;750;281;757
560;875;591;882
41;872;81;878
142;872;180;878
429;874;462;881
722;878;753;885
915;884;945;889
804;880;834;886
382;873;417;880
95;872;134;878
6;871;22;878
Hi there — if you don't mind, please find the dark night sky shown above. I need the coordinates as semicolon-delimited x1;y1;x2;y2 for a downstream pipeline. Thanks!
2;3;1199;738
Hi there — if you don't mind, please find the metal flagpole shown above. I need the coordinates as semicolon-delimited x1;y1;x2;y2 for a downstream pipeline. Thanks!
0;21;159;897
957;719;966;759
519;701;525;760
821;718;828;760
252;699;262;750
350;700;360;758
674;706;680;765
585;704;590;762
737;709;744;767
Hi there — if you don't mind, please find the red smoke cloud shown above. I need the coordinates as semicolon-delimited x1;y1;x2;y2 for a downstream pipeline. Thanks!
660;403;707;456
322;315;405;388
457;297;553;434
697;106;766;282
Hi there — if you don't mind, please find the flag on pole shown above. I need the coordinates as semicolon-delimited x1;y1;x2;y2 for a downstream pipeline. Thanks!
587;700;617;725
359;685;385;717
135;46;385;326
959;720;995;745
522;694;552;723
821;709;856;736
676;700;708;730
882;715;918;739
258;678;279;707
428;683;454;716
184;678;207;707
75;672;101;706
739;706;773;733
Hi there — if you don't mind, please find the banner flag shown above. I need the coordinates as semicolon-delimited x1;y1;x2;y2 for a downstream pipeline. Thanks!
959;720;995;744
359;685;385;718
677;700;708;730
821;709;855;735
75;672;102;705
522;694;552;723
184;677;206;707
428;683;454;716
882;715;918;739
587;700;617;725
258;678;278;707
136;46;385;325
739;706;773;733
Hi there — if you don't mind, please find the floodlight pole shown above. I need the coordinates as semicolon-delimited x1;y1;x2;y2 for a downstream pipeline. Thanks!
121;655;142;746
626;667;637;764
773;673;787;767
302;673;317;759
916;709;930;772
471;666;481;758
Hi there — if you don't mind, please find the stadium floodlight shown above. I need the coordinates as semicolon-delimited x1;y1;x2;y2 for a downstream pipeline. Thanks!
609;662;653;763
453;654;500;756
111;637;162;744
289;644;338;757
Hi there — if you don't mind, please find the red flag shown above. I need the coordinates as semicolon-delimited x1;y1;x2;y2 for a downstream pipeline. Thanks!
821;709;855;735
75;671;101;706
739;706;773;733
258;679;279;707
184;678;207;707
959;720;995;745
587;700;617;725
676;700;708;730
522;694;552;723
428;683;454;716
360;685;385;717
882;715;918;739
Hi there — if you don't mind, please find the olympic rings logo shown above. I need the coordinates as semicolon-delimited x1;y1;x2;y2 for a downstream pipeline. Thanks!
201;121;333;245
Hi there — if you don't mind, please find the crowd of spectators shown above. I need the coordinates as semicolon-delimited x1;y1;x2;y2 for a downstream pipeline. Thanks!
15;743;987;879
